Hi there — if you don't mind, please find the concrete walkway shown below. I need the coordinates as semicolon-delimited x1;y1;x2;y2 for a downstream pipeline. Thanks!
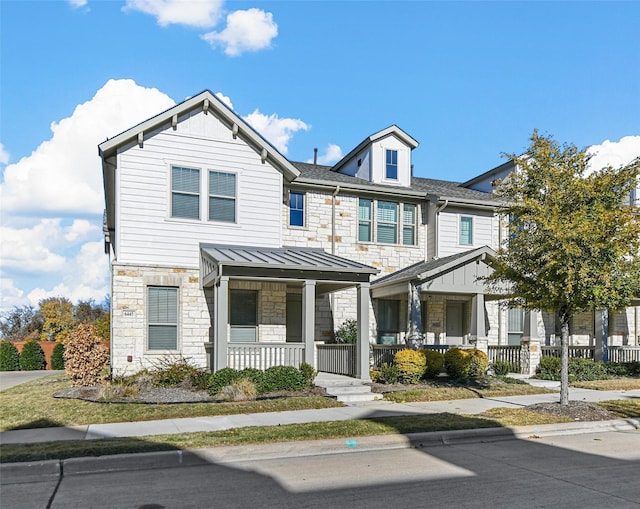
2;377;639;445
0;370;65;391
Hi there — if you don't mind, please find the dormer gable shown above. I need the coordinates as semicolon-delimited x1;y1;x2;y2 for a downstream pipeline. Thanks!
331;125;418;187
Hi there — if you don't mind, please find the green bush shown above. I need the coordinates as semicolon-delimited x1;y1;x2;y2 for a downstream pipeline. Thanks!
260;365;307;393
19;340;46;370
334;319;358;344
604;361;640;377
394;349;426;384
0;341;20;371
443;347;470;379
491;360;512;376
299;362;316;385
537;356;561;380
239;368;265;388
371;362;400;384
422;349;444;378
208;367;243;396
568;358;609;381
150;357;208;389
51;342;66;370
467;349;489;378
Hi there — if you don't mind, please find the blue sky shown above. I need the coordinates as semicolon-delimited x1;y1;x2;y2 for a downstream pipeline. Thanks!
1;0;639;313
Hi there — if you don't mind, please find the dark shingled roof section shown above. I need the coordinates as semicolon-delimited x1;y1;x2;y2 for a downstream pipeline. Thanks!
371;248;485;287
291;161;496;203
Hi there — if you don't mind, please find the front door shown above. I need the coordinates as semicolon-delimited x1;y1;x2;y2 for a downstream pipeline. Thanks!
446;301;466;344
286;294;302;342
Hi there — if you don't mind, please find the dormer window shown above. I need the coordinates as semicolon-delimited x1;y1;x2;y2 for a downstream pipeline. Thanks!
385;149;398;180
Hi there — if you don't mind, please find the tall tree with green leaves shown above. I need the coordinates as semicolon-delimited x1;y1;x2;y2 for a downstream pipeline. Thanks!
39;297;75;342
485;131;640;405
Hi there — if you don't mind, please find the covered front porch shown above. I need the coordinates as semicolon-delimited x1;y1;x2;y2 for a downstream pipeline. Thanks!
200;244;378;380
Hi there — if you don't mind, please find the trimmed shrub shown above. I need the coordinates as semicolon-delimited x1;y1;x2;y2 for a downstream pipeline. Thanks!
604;361;640;377
208;368;243;396
443;347;471;379
299;362;316;385
334;319;358;344
149;356;208;389
51;342;66;370
260;365;307;393
0;341;20;371
394;349;426;384
64;323;109;387
422;349;444;378
568;358;609;381
536;356;561;380
491;360;512;377
19;340;46;370
239;368;265;388
371;362;400;384
467;349;489;378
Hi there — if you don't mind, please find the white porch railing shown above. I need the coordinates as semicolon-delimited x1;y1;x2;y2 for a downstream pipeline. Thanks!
487;345;522;371
227;343;304;370
608;346;640;363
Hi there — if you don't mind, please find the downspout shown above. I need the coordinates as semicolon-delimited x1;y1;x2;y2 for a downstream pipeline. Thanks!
636;306;639;346
331;186;341;255
497;213;503;344
434;199;449;258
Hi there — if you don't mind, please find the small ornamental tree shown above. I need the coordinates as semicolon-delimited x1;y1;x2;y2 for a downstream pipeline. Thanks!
0;340;21;371
51;342;66;370
64;323;109;387
485;131;640;405
19;339;46;370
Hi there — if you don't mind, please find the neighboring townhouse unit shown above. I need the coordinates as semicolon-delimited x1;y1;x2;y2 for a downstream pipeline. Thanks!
100;90;639;378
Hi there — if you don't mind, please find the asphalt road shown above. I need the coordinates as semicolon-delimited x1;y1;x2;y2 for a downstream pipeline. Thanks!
4;430;640;509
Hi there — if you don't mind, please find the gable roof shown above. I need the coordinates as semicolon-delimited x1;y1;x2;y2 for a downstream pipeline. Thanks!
98;90;300;182
331;125;419;174
371;245;496;289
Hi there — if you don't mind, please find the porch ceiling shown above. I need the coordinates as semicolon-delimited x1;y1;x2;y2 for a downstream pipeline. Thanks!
200;244;378;288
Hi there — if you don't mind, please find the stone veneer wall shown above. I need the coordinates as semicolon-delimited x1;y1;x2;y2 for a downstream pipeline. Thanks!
282;189;427;343
111;263;209;375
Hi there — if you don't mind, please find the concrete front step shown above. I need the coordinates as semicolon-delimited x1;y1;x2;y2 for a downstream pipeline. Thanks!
314;373;382;404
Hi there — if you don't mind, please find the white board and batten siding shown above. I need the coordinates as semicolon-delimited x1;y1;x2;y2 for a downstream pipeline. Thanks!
115;109;283;268
438;207;497;257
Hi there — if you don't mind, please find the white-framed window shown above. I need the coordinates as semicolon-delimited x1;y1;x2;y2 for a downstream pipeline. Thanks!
402;204;417;245
460;216;473;245
209;171;236;222
377;201;398;244
289;191;305;227
377;299;400;344
148;286;178;350
171;166;200;220
230;290;258;342
358;198;373;242
385;149;398;180
507;307;524;346
358;199;417;245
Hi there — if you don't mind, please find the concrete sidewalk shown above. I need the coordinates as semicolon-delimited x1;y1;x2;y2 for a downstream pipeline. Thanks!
2;382;639;445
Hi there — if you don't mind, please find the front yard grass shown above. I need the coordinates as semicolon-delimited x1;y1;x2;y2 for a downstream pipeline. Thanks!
0;374;342;431
3;399;639;464
571;378;640;391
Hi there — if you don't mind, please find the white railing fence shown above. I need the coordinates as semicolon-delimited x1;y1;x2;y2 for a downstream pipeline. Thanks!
227;343;304;370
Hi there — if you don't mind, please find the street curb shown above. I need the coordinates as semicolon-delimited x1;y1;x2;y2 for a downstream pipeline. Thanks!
2;418;638;480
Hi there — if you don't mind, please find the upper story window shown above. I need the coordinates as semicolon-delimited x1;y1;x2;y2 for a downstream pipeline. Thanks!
148;286;178;350
460;216;473;245
358;199;373;242
385;149;398;180
358;198;417;246
402;204;417;245
289;192;305;227
171;166;200;220
377;201;398;244
209;171;236;222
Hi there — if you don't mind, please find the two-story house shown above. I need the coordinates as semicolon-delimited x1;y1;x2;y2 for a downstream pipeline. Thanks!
100;90;639;379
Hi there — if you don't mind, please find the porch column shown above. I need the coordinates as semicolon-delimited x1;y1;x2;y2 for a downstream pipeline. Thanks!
356;282;371;381
302;280;316;366
214;276;229;371
595;309;608;362
470;293;486;339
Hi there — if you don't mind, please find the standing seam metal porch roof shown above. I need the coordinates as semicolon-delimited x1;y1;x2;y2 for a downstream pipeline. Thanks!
200;244;379;285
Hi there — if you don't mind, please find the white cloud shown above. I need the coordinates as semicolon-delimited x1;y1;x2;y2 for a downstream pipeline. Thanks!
124;0;223;28
0;143;9;165
0;279;28;313
587;135;640;173
68;0;88;8
0;219;67;274
65;219;98;242
215;92;233;109
243;110;309;154
0;79;175;216
202;8;277;56
307;144;343;165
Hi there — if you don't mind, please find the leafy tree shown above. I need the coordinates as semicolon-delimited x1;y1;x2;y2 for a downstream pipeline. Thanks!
73;299;107;325
0;340;21;371
0;305;42;341
93;313;111;342
19;339;46;370
486;131;640;405
40;297;74;342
